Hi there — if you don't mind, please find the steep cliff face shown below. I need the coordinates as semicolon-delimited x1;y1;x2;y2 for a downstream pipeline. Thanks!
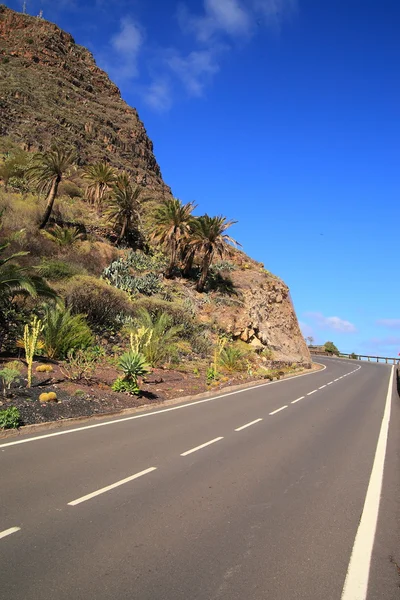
0;5;310;365
211;260;310;364
0;5;169;196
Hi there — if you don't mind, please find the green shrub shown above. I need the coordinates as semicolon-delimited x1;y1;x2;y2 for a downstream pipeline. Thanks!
112;377;140;395
210;261;236;273
129;309;183;367
59;181;83;198
61;347;105;381
42;225;83;247
324;341;340;356
64;276;133;330
102;259;163;296
1;57;10;64
350;352;358;359
42;303;93;359
219;346;245;372
37;259;86;281
0;406;21;429
0;367;20;396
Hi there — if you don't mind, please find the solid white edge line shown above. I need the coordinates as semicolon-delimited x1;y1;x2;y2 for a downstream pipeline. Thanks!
0;364;327;449
307;390;317;396
181;437;224;456
291;396;305;404
0;527;21;540
269;405;288;416
341;365;394;600
235;419;263;432
68;467;157;506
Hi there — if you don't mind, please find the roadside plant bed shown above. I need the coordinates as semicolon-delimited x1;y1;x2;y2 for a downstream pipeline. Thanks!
0;358;313;428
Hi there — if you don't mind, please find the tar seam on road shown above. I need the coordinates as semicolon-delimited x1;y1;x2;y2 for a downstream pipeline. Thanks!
341;365;394;600
0;364;327;450
0;527;21;540
235;419;263;432
68;467;157;506
180;437;224;457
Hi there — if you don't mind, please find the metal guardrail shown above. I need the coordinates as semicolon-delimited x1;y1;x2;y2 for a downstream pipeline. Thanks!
310;349;399;365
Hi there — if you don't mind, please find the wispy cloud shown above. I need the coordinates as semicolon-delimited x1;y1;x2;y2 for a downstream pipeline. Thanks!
178;0;252;42
167;48;221;96
143;79;173;112
102;0;297;109
108;17;144;80
305;312;357;333
376;318;400;329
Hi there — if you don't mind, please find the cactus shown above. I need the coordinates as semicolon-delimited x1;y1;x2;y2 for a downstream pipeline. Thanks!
23;316;42;388
130;326;152;354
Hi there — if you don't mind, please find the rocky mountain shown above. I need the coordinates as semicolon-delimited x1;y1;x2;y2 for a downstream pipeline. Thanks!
0;4;169;197
0;5;310;365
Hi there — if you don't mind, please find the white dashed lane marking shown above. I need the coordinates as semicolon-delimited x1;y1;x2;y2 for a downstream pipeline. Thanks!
0;527;21;540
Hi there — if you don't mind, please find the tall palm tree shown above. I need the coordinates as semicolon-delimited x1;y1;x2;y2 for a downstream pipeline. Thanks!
107;173;143;244
190;215;240;293
28;148;76;229
82;162;116;211
151;198;196;278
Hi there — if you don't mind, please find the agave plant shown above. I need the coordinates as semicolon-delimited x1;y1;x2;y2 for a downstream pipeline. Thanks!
118;350;150;382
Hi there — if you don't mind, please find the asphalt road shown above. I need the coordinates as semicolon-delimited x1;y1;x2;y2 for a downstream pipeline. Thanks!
0;357;399;600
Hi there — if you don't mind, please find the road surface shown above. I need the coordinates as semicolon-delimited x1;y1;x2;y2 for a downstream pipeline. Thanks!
0;357;399;599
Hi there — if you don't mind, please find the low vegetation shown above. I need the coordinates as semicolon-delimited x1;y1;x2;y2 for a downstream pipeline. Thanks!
0;138;302;429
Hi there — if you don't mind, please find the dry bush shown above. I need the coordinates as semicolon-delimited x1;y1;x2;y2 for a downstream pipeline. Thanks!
62;275;134;330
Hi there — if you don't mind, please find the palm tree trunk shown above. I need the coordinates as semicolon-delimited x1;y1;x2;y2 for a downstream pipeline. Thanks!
39;175;61;229
183;249;195;277
196;250;212;292
166;240;177;279
118;216;128;243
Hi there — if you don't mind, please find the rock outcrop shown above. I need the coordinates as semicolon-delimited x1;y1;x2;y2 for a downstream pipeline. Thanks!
0;5;169;197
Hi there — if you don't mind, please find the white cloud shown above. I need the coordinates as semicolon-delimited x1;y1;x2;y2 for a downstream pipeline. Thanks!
178;0;252;42
361;337;400;350
252;0;298;28
143;79;173;111
305;312;357;333
110;17;144;79
376;319;400;329
167;49;221;96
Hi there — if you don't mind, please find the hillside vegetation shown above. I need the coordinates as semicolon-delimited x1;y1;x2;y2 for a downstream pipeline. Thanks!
0;6;310;429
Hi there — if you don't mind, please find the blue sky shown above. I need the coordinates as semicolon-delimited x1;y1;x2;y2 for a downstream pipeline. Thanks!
7;0;400;356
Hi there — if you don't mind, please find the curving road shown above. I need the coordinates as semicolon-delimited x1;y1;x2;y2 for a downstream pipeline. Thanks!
0;357;399;599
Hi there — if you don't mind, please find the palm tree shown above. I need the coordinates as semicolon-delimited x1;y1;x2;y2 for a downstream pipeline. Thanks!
28;148;76;229
190;215;240;293
82;162;116;211
0;241;55;300
107;173;143;244
151;198;196;278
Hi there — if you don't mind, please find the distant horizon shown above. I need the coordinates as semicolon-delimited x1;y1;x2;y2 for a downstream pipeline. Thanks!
4;0;400;357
